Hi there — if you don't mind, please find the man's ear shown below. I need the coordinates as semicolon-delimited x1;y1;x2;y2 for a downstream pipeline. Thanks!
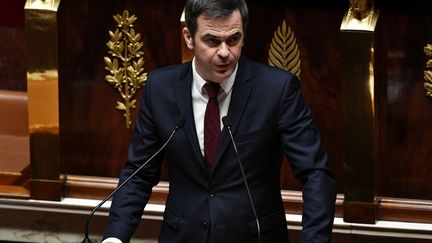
182;27;194;50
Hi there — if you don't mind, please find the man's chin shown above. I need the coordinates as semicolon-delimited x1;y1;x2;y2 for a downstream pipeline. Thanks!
212;70;232;82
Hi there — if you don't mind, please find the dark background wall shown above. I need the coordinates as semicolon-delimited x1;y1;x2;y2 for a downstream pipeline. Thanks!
0;0;27;91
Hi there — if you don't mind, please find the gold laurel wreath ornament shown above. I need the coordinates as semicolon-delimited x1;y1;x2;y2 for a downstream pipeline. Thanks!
424;44;432;98
104;10;147;129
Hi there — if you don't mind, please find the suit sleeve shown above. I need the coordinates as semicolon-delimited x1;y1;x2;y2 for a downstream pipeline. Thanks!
103;74;164;242
278;75;336;243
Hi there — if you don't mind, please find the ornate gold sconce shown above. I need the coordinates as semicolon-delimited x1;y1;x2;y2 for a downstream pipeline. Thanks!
104;10;147;129
268;20;301;77
424;44;432;98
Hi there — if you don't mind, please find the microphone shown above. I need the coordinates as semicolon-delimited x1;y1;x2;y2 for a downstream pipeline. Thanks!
81;117;186;243
222;116;261;243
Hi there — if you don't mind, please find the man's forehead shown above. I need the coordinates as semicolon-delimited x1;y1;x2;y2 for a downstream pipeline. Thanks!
196;11;243;36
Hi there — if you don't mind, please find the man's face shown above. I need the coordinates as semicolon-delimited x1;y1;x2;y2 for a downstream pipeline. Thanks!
183;9;244;83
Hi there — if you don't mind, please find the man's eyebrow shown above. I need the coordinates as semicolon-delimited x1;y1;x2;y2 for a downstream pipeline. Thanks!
229;32;242;38
202;31;242;39
202;33;219;39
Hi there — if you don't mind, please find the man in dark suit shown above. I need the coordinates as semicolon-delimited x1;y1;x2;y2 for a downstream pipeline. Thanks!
103;0;336;242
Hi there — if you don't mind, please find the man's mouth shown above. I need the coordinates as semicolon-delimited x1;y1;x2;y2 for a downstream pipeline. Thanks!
216;63;230;69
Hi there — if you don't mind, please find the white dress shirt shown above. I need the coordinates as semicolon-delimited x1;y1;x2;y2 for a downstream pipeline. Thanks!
191;58;236;155
102;60;237;243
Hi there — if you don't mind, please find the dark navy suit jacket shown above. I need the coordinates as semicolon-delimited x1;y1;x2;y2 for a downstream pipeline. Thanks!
103;56;336;243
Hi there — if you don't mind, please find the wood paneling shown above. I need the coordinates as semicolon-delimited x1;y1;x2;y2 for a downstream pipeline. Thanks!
0;0;27;91
0;185;29;199
0;28;27;91
243;3;345;193
375;7;432;200
0;0;26;28
58;0;186;177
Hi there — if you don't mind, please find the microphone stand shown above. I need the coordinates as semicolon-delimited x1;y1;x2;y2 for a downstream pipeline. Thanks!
222;116;261;243
81;118;185;243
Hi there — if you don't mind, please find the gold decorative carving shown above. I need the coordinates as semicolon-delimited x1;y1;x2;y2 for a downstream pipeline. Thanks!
104;10;147;129
268;20;301;77
425;44;432;98
349;0;374;20
341;0;378;32
25;0;60;11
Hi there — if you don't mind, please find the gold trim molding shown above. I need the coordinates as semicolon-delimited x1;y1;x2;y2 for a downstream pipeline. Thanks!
424;44;432;98
104;10;147;129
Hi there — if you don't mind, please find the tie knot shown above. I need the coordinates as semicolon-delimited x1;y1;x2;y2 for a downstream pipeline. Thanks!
204;82;221;98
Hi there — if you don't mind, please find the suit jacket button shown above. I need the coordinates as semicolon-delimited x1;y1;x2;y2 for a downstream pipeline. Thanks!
208;190;216;197
202;221;209;230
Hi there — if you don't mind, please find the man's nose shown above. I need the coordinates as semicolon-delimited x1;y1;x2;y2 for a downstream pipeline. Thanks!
217;42;230;58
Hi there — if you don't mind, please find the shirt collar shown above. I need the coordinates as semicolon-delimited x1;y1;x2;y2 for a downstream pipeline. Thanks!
192;58;237;96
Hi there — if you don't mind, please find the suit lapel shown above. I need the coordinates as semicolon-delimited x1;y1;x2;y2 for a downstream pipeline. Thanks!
213;58;253;171
175;64;209;175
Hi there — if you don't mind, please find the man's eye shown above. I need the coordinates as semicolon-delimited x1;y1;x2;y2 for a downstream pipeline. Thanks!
227;35;242;45
207;38;220;45
228;37;239;45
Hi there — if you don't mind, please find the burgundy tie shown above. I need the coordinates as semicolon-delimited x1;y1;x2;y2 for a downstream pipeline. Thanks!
203;82;220;243
203;82;221;172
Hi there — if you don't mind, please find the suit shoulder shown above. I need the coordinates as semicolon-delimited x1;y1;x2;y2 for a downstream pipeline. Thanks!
150;62;189;75
244;58;299;87
147;62;191;85
252;61;295;78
